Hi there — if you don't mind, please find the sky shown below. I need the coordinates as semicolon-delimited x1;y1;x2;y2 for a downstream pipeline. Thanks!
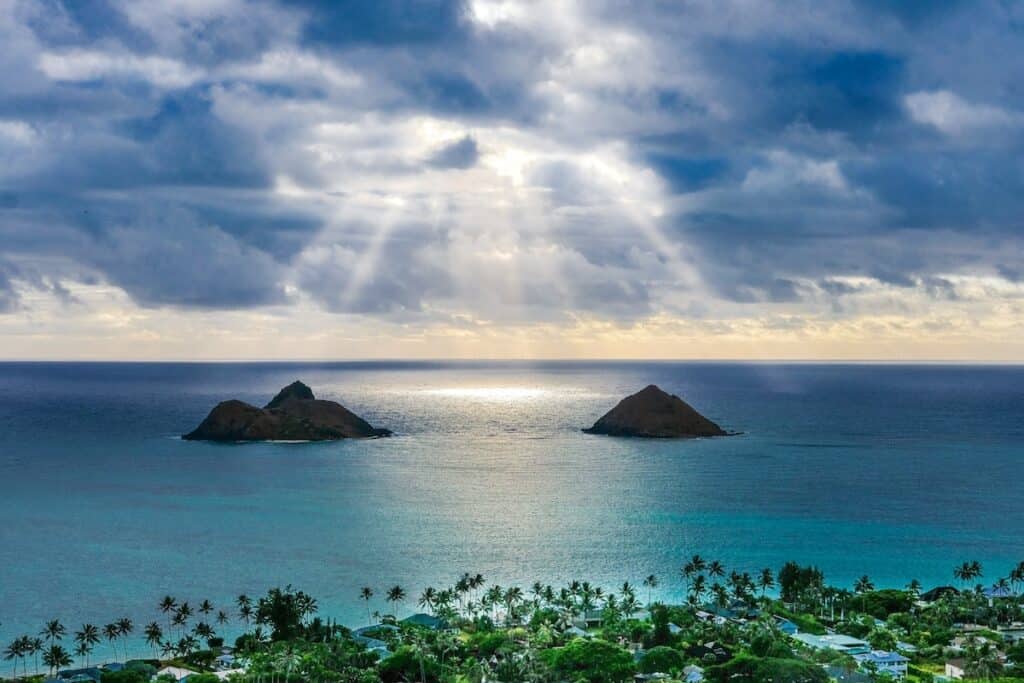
2;0;1024;360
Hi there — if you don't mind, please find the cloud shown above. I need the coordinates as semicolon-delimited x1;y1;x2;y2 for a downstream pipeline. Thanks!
904;90;1020;135
3;0;1024;357
426;134;479;169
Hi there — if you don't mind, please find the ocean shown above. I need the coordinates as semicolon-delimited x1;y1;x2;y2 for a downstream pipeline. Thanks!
1;361;1022;660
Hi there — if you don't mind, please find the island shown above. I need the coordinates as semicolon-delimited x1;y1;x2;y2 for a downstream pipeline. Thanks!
183;380;392;441
582;384;728;438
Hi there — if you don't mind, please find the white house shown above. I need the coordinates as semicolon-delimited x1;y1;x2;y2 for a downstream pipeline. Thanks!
155;666;198;682
854;650;909;678
945;659;967;679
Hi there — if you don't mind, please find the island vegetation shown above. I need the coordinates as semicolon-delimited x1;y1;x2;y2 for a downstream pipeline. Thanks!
5;558;1024;682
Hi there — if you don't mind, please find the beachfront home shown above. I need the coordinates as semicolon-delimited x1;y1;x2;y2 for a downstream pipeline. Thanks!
853;650;909;678
155;666;199;682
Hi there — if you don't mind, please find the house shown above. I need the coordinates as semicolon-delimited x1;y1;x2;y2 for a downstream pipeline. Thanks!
156;666;199;682
775;617;799;635
853;650;909;678
101;663;125;673
667;622;683;636
824;665;872;683
920;586;958;603
945;659;967;680
563;625;589;639
401;613;449;630
999;623;1024;644
685;642;731;664
682;664;705;682
56;668;102;683
214;653;235;670
790;632;870;655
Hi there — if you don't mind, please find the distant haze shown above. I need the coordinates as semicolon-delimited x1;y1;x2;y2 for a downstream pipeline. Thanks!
2;1;1024;360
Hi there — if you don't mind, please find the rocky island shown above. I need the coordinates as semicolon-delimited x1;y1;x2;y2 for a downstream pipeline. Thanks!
583;384;728;438
183;380;392;441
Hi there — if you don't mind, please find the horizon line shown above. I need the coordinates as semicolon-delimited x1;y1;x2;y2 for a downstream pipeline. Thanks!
2;357;1024;366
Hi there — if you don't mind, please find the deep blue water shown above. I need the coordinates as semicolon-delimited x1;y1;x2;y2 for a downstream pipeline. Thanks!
1;361;1023;660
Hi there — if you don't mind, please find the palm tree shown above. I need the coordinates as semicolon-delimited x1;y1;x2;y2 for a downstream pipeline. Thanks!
4;638;25;678
143;623;163;659
906;579;922;598
40;620;66;647
708;560;726;580
42;645;71;676
642;574;659;605
73;641;91;669
854;575;874;613
74;625;99;667
360;587;375;625
418;587;438;615
236;594;253;627
503;586;524;625
386;585;407;617
689;574;707;606
159;596;178;631
216;611;229;629
26;637;43;674
199;600;214;618
102;624;120;661
194;622;214;645
116;618;133;660
758;568;775;598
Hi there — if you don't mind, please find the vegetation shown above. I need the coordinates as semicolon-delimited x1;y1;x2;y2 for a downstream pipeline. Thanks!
5;558;1024;682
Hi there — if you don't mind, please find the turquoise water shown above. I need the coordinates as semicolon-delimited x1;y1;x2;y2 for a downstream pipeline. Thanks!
1;361;1023;660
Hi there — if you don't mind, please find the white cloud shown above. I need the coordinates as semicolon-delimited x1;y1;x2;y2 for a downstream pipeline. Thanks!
38;50;202;88
904;90;1020;135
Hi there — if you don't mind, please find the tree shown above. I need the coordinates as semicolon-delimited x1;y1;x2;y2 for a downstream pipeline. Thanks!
3;638;26;678
359;587;375;625
854;575;875;613
159;596;178;631
418;587;437;615
778;562;824;606
255;586;314;641
74;624;100;667
116;618;133;660
638;645;684;675
236;594;253;627
199;600;214;617
42;645;72;676
542;637;635;682
708;560;726;579
386;585;407;617
143;623;163;659
759;568;775;597
26;637;43;674
642;574;659;605
102;624;120;663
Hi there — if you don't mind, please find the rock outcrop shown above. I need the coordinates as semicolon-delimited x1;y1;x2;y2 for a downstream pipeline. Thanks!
583;384;727;438
183;381;391;441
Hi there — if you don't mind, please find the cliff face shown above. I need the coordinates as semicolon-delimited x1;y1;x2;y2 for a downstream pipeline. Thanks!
183;381;391;441
583;384;727;438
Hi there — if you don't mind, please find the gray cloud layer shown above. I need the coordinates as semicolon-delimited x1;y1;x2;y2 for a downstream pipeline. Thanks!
2;0;1023;327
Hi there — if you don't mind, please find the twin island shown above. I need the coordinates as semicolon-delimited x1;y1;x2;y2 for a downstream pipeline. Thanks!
183;381;729;442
